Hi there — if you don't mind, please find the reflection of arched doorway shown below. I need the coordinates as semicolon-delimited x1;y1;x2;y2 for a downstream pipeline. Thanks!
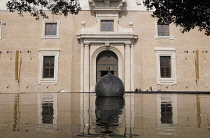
96;51;118;81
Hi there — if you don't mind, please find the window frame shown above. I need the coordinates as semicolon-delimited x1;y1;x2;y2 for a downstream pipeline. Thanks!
154;21;174;39
42;20;60;39
38;50;60;84
100;20;114;32
155;47;176;84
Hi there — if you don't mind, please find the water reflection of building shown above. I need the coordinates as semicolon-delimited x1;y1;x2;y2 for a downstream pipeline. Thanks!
37;93;58;131
156;94;178;136
78;93;137;137
95;97;124;134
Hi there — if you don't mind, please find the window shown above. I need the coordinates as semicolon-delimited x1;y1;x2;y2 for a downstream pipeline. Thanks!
160;56;171;78
154;21;173;39
155;47;176;84
38;50;60;84
42;21;60;39
101;20;114;32
45;23;57;36
43;56;55;78
158;24;169;36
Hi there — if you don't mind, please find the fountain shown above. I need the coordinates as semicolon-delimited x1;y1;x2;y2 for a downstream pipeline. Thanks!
95;71;125;96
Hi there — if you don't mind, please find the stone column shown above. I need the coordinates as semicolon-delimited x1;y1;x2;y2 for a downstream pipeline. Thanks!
84;44;90;92
130;44;134;91
125;44;131;91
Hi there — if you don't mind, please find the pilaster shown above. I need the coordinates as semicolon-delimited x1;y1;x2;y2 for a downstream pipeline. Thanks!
84;44;90;92
125;44;131;91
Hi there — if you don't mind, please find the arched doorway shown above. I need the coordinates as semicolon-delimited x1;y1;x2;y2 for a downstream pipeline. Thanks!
96;51;118;81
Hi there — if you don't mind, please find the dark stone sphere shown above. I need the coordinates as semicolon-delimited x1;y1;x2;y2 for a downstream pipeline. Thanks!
95;73;125;96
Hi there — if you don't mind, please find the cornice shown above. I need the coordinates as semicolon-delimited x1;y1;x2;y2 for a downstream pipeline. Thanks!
78;33;137;39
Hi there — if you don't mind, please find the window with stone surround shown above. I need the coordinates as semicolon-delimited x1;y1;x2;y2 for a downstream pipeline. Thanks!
42;21;60;39
155;47;176;84
38;50;59;84
101;20;114;32
158;24;170;36
155;21;174;39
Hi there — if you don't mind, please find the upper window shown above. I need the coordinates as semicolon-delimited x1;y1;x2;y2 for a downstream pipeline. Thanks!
42;21;60;39
155;47;176;84
158;24;170;36
45;23;57;36
38;50;60;84
101;20;114;32
155;21;173;39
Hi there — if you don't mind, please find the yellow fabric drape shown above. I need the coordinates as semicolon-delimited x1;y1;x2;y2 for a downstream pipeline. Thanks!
195;50;199;80
15;50;19;80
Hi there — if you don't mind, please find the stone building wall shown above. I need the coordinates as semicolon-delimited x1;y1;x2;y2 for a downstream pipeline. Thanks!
0;0;209;93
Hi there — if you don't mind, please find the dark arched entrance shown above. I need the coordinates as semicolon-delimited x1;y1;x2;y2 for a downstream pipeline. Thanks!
96;51;118;81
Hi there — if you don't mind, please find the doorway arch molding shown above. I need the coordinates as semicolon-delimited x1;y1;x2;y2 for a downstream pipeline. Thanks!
90;46;124;91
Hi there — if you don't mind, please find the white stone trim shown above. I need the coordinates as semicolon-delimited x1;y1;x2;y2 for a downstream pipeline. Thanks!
38;50;60;84
124;44;131;91
42;20;60;39
0;21;2;40
154;21;174;40
130;45;134;91
155;47;177;84
84;44;90;92
80;44;84;92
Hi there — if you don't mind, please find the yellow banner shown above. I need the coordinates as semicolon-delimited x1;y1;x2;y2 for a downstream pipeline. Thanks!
15;50;19;80
195;50;199;80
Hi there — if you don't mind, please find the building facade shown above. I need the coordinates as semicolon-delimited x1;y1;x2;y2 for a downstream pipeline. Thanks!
0;0;210;93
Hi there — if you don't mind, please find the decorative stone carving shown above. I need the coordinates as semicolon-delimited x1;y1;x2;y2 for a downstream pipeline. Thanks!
89;0;126;11
104;0;110;7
